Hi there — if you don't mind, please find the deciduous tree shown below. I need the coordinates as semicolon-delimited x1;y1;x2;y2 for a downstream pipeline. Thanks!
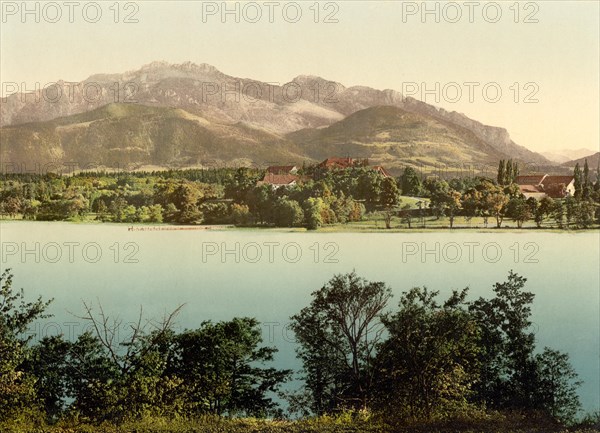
290;272;392;412
376;288;480;418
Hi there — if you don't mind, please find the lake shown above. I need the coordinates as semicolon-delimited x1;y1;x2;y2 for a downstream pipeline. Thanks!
1;221;598;413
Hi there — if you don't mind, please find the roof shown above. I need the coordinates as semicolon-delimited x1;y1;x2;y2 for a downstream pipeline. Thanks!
266;165;297;174
514;175;575;198
519;184;544;194
319;157;359;168
318;157;392;177
515;175;575;198
543;176;575;198
257;173;299;186
542;176;575;186
543;177;575;198
515;175;546;186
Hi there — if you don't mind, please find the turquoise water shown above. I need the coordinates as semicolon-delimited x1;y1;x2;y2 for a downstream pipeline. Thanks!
1;221;598;413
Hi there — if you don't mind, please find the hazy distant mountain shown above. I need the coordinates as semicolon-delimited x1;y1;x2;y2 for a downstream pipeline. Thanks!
542;148;597;164
0;61;553;170
562;152;600;168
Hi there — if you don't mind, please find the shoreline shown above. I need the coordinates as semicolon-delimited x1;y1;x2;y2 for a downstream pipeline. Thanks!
1;219;598;234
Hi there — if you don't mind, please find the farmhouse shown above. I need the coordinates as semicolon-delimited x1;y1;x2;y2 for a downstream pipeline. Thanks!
265;165;298;175
318;157;391;177
258;158;393;188
515;174;575;199
257;173;300;189
318;157;365;169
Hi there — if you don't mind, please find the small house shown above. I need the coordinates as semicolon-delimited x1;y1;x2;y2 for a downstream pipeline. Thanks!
515;174;575;199
257;173;300;190
318;157;391;177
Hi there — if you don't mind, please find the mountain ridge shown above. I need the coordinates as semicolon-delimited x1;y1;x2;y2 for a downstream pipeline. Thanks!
542;148;598;164
0;103;309;170
562;152;600;168
1;61;554;170
288;105;509;172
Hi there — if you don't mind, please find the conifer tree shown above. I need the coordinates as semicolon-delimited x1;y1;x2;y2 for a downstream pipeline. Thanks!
573;163;582;199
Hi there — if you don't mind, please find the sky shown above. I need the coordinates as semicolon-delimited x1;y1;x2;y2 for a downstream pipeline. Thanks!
1;0;599;154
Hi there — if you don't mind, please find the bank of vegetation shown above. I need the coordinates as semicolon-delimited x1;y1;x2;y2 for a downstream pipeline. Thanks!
1;160;599;230
1;269;598;432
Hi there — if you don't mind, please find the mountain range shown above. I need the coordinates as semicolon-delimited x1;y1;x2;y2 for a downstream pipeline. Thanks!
0;61;561;174
562;152;600;169
541;148;598;164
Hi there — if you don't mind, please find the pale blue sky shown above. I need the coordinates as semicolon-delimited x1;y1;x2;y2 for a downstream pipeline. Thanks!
1;1;598;153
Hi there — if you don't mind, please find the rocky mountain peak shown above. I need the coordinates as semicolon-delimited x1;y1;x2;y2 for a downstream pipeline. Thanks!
137;60;221;76
0;60;552;166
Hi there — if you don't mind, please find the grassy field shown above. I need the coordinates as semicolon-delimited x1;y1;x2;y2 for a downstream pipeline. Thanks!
1;216;598;233
316;215;599;232
1;207;598;233
2;412;599;433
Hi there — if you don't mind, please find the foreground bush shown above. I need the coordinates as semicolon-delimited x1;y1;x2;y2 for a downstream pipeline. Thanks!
1;411;599;433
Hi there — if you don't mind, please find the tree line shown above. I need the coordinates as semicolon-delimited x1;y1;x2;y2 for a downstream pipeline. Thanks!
0;166;398;229
1;160;599;229
399;159;600;229
0;269;584;427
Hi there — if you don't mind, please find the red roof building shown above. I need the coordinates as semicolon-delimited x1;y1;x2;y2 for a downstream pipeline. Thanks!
543;176;576;198
318;157;361;169
257;173;300;189
517;184;546;200
318;157;391;177
515;174;575;199
515;175;547;185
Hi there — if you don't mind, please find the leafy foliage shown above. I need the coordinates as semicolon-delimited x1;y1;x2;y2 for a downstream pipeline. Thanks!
290;272;392;412
376;288;480;418
0;269;52;422
169;318;291;417
0;269;587;428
